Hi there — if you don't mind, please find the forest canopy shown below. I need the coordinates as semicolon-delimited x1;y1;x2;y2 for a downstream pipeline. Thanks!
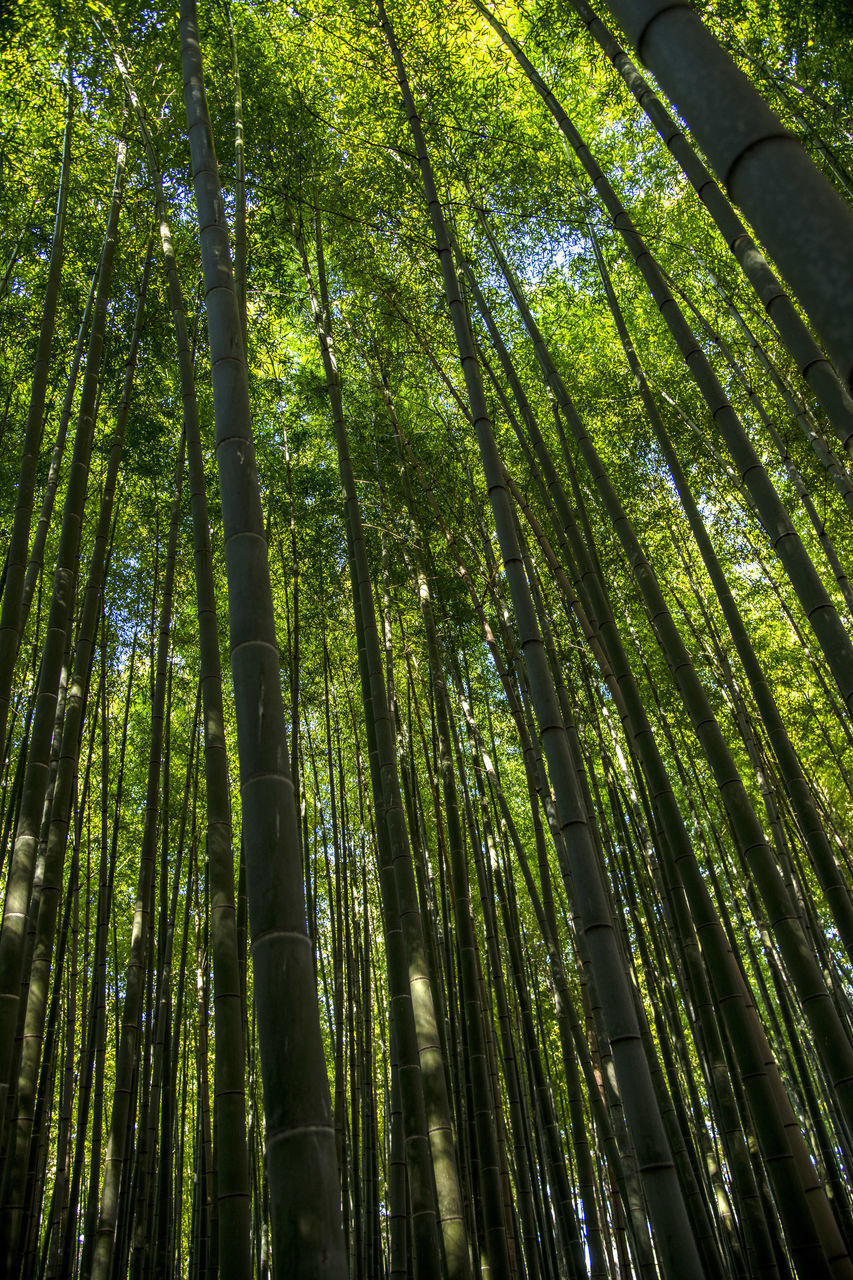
1;1;853;1278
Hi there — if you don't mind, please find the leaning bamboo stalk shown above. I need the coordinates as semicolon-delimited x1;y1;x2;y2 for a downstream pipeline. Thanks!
586;223;853;980
665;269;853;615
597;0;853;397
707;269;853;519
460;234;850;1273
377;4;704;1273
558;0;853;456
472;5;853;721
476;212;853;1166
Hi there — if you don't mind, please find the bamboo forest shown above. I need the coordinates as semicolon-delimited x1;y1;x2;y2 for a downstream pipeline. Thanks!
3;0;853;1275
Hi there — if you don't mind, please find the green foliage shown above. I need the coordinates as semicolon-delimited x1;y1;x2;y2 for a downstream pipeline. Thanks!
2;0;853;1273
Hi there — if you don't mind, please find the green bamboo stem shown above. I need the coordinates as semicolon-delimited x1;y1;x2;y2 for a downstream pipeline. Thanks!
178;4;346;1272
